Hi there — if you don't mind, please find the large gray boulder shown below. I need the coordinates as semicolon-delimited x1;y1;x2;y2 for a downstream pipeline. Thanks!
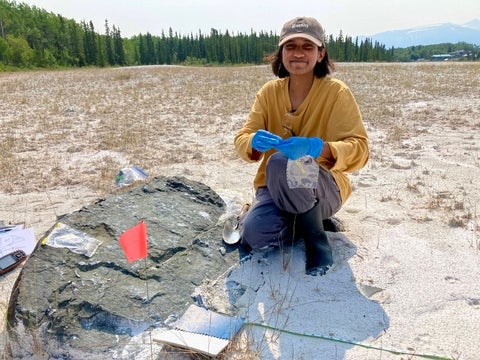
7;176;242;359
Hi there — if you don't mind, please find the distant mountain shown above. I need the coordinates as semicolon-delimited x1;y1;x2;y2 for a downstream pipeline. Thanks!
463;18;480;31
362;18;480;48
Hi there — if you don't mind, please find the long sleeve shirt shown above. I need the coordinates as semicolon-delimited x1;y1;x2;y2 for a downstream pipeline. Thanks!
234;75;369;204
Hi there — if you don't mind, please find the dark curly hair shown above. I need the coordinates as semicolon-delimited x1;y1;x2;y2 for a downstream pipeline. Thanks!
264;45;335;78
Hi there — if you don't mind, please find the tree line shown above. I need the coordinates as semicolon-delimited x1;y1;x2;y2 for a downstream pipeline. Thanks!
0;0;394;69
0;1;477;70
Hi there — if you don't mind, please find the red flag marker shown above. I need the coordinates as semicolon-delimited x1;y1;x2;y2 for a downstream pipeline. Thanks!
119;221;147;262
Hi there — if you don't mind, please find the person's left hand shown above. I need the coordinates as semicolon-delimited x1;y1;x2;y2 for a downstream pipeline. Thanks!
275;137;323;160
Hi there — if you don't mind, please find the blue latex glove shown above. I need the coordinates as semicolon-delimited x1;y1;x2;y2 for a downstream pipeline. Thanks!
251;130;282;152
275;137;323;160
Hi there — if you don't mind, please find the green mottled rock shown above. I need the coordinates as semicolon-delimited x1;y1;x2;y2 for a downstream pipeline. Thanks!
7;176;241;359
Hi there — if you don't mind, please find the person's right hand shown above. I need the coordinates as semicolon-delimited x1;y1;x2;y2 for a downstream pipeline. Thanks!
251;130;282;152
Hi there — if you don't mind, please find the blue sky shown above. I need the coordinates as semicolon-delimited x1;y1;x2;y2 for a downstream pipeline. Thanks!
20;0;480;38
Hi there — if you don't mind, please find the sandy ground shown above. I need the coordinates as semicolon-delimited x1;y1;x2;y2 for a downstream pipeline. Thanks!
1;63;480;359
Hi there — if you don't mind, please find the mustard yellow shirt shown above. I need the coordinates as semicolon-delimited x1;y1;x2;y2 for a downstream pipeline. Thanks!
234;75;369;203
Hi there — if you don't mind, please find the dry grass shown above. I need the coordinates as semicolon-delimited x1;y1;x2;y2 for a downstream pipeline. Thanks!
1;63;479;199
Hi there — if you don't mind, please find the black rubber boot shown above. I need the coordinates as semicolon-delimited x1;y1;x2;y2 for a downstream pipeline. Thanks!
322;216;345;232
297;203;333;276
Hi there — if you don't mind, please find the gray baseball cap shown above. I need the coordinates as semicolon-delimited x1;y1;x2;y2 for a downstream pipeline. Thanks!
279;17;326;47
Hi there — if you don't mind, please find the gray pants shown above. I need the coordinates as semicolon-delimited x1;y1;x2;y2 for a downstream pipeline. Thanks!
239;152;341;249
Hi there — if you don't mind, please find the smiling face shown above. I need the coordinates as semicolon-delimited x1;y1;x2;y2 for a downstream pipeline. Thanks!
281;38;325;77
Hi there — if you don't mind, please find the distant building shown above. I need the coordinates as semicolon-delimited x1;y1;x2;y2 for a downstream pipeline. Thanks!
430;54;453;61
430;50;472;61
450;50;467;57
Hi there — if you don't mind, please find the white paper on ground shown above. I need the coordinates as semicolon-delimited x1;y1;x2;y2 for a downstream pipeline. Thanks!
154;329;229;356
0;226;36;257
153;304;244;356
